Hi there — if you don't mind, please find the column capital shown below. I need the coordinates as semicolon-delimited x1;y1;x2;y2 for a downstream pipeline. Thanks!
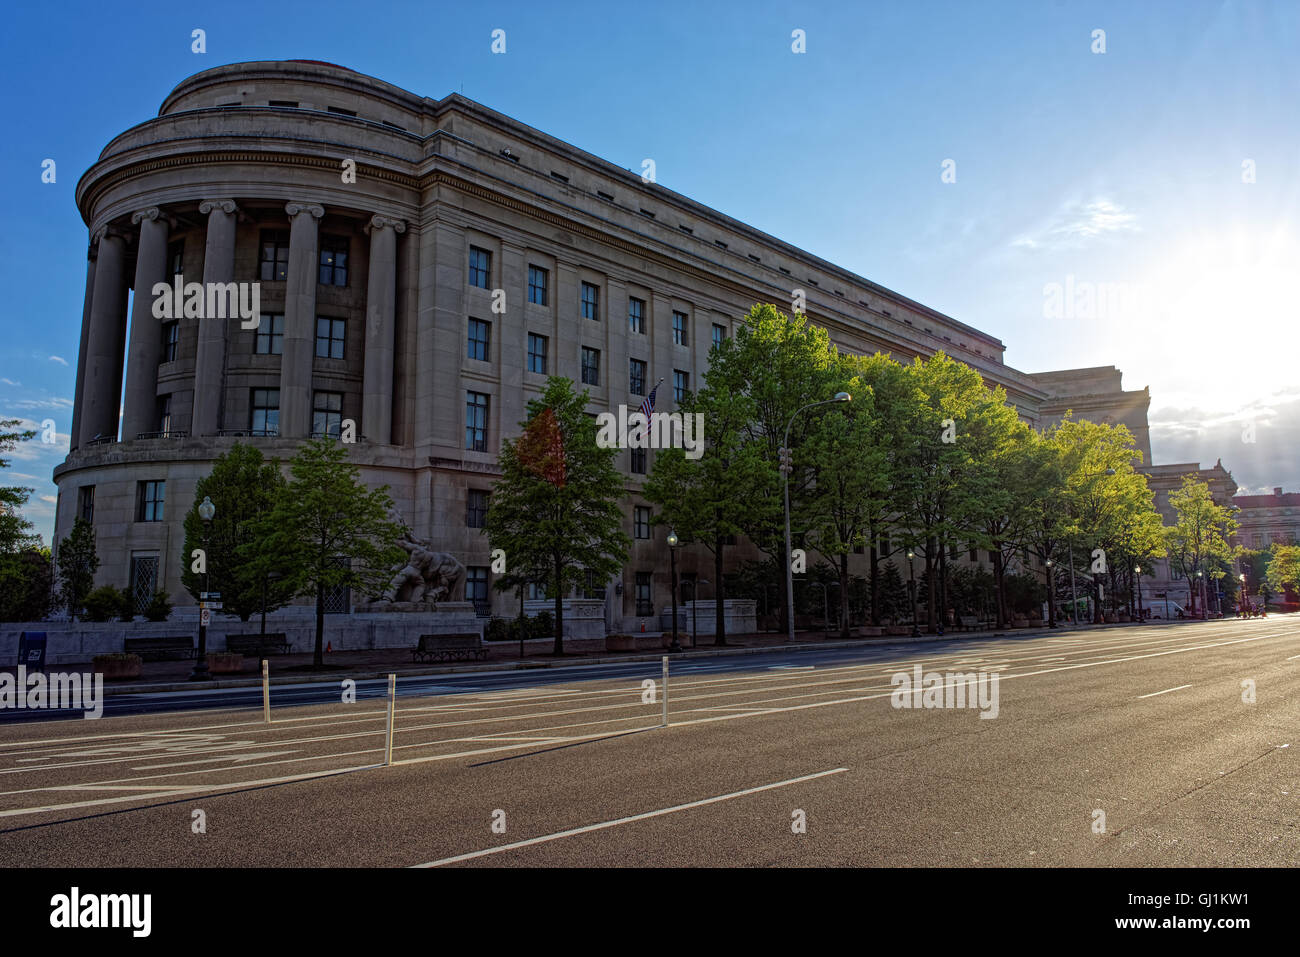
285;201;325;220
130;206;161;225
91;224;128;246
365;214;406;235
199;198;239;216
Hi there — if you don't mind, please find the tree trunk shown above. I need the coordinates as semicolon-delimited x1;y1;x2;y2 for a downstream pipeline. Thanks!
925;538;937;633
869;541;881;626
938;541;948;633
313;582;325;668
714;536;726;646
553;554;564;656
838;552;851;639
993;548;1006;629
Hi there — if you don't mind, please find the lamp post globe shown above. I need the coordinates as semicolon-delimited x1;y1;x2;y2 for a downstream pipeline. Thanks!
907;549;919;638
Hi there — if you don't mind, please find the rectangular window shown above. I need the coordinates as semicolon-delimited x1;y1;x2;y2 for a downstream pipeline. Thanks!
312;391;343;438
635;572;654;617
259;230;290;281
129;555;159;615
634;506;651;540
467;489;489;529
673;311;688;345
136;480;165;522
949;543;959;560
629;358;647;396
255;314;285;355
527;333;548;374
467;317;491;361
466;566;490;616
466;391;489;451
581;282;600;320
712;323;726;349
630;447;647;474
628;297;646;334
528;265;549;305
469;246;491;289
156;395;172;435
969;544;977;562
318;236;349;286
323;556;350;614
78;485;94;524
315;317;345;359
583;569;605;600
878;532;890;554
162;321;180;363
167;240;184;279
251;388;280;435
581;347;600;386
673;370;688;403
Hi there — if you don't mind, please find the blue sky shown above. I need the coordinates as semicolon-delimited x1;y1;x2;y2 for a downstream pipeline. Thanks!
3;0;1298;545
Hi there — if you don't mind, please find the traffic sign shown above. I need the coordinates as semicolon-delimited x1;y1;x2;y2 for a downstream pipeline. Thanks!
200;601;223;610
200;591;221;600
200;608;211;627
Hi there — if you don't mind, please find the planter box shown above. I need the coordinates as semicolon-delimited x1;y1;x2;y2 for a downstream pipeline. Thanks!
206;652;244;674
605;635;637;652
93;654;141;680
885;625;913;636
858;626;885;637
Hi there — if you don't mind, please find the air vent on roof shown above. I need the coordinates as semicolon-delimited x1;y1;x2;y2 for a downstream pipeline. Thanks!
714;240;728;249
748;254;761;262
218;101;241;107
383;120;408;132
882;309;892;317
327;106;357;116
943;335;951;342
834;289;843;297
858;299;868;306
807;278;819;286
596;190;615;201
678;224;693;234
640;208;655;219
779;266;791;275
498;146;518;161
550;170;570;183
268;100;299;107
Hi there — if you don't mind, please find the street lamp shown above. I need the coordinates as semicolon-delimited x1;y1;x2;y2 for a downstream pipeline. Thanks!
1196;569;1206;620
1238;572;1247;617
1134;565;1143;621
907;549;920;638
189;495;215;681
780;392;851;642
1046;558;1057;628
666;530;682;653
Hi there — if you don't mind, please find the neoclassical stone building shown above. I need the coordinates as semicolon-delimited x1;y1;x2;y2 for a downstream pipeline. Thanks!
53;59;1190;631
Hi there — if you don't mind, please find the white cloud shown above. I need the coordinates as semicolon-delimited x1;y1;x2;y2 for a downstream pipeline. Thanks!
1011;198;1139;251
48;355;69;367
0;378;19;387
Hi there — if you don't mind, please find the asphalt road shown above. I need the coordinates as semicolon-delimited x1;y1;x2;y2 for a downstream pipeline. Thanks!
1;616;1297;867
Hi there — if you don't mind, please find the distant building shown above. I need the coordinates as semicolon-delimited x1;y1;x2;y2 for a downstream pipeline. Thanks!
1232;487;1300;551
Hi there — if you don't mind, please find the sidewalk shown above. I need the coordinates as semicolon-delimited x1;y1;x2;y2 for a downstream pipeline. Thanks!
34;616;1187;697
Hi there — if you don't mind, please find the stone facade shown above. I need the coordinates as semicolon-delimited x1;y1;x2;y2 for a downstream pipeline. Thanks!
53;59;1173;635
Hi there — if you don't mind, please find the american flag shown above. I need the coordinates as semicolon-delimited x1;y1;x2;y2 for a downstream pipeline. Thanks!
639;379;662;420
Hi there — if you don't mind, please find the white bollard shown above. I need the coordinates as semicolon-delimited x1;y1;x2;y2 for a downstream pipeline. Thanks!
384;673;397;766
662;656;669;728
261;659;270;724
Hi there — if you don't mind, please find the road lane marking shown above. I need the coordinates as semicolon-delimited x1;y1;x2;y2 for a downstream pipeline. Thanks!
1138;685;1193;699
411;767;850;867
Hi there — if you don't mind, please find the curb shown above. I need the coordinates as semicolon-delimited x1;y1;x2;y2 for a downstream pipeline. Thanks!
96;619;1161;697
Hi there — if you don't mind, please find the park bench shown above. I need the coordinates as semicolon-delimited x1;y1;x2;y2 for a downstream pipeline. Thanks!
411;633;488;663
225;633;292;656
124;636;195;661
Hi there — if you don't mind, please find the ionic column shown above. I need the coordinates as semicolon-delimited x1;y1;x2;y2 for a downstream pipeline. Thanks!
191;199;238;436
279;201;324;438
69;242;98;451
122;207;171;440
78;226;128;447
362;214;405;444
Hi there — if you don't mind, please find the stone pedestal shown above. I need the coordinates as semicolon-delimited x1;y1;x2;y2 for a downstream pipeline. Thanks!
523;599;605;639
657;600;757;636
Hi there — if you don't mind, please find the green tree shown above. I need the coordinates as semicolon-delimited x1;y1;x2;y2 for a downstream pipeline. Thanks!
643;342;759;645
1165;477;1238;617
180;443;297;622
1;419;40;555
0;547;54;621
255;439;405;667
485;377;630;655
57;517;99;620
1266;544;1300;598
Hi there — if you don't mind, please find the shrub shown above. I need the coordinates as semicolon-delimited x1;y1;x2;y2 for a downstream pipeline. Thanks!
84;585;131;622
143;590;172;622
